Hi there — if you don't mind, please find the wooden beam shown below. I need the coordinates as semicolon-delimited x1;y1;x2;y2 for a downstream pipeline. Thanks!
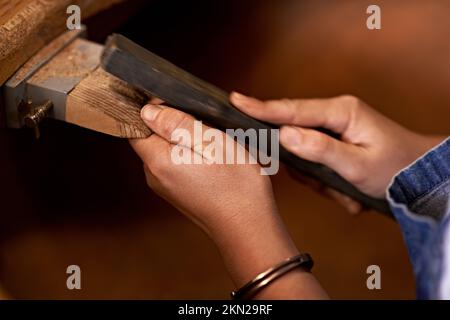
0;0;124;85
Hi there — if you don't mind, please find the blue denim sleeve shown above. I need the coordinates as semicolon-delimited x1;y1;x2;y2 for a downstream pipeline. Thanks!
387;137;450;299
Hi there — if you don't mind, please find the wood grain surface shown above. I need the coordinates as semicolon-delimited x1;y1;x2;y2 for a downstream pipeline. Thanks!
66;67;151;138
0;0;124;85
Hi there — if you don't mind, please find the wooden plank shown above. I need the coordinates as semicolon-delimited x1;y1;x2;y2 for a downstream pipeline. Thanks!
66;67;151;138
0;0;124;85
101;34;391;215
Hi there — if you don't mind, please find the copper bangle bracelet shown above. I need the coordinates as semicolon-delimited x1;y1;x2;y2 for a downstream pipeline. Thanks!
231;253;314;300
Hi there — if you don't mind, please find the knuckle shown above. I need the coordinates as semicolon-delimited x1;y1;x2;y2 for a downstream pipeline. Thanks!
334;95;365;129
305;132;330;158
143;144;171;178
280;98;294;106
337;94;363;112
269;98;291;106
279;98;300;122
337;94;360;106
143;166;157;188
282;98;299;112
147;157;169;178
158;109;192;138
342;160;366;185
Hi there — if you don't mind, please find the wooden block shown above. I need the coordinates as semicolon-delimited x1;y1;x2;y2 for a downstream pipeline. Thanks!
3;27;149;138
66;67;151;138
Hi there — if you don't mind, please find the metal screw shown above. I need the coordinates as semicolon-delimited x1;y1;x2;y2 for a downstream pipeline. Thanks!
24;100;53;138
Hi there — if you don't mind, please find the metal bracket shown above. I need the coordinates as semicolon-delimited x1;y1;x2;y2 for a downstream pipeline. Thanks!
2;26;87;129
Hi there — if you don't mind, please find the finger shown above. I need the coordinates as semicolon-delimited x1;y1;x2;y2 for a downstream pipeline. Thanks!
129;134;171;167
140;104;226;156
286;167;363;214
324;188;364;215
280;125;363;182
230;92;360;134
231;92;298;125
149;97;164;105
286;167;325;192
143;164;163;190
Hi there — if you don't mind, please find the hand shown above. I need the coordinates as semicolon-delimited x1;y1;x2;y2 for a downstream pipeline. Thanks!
130;103;276;238
130;104;328;298
231;93;445;213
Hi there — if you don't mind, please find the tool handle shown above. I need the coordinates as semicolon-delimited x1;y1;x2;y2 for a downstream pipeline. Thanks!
101;34;392;216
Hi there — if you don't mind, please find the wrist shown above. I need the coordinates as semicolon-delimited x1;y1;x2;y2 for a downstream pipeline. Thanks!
209;206;300;287
210;208;329;299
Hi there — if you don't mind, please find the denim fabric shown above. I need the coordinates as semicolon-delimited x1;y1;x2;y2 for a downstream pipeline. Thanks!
387;137;450;299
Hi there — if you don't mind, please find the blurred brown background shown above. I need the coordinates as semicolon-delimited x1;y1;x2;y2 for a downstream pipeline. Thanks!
0;0;449;299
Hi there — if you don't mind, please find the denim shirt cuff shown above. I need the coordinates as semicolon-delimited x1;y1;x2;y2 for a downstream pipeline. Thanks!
388;137;450;221
387;137;450;299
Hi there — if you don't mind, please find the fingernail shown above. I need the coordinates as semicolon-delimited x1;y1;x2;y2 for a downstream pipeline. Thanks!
141;104;161;122
231;91;250;102
281;126;300;147
349;203;363;215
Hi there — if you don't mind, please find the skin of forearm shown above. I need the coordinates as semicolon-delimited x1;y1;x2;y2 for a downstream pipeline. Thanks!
209;134;445;299
210;208;329;299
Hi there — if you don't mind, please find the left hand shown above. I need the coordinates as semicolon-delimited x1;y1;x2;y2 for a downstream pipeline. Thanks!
130;104;277;239
129;104;328;298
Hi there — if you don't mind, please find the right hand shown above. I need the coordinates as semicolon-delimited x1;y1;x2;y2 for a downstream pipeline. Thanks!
231;93;445;213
